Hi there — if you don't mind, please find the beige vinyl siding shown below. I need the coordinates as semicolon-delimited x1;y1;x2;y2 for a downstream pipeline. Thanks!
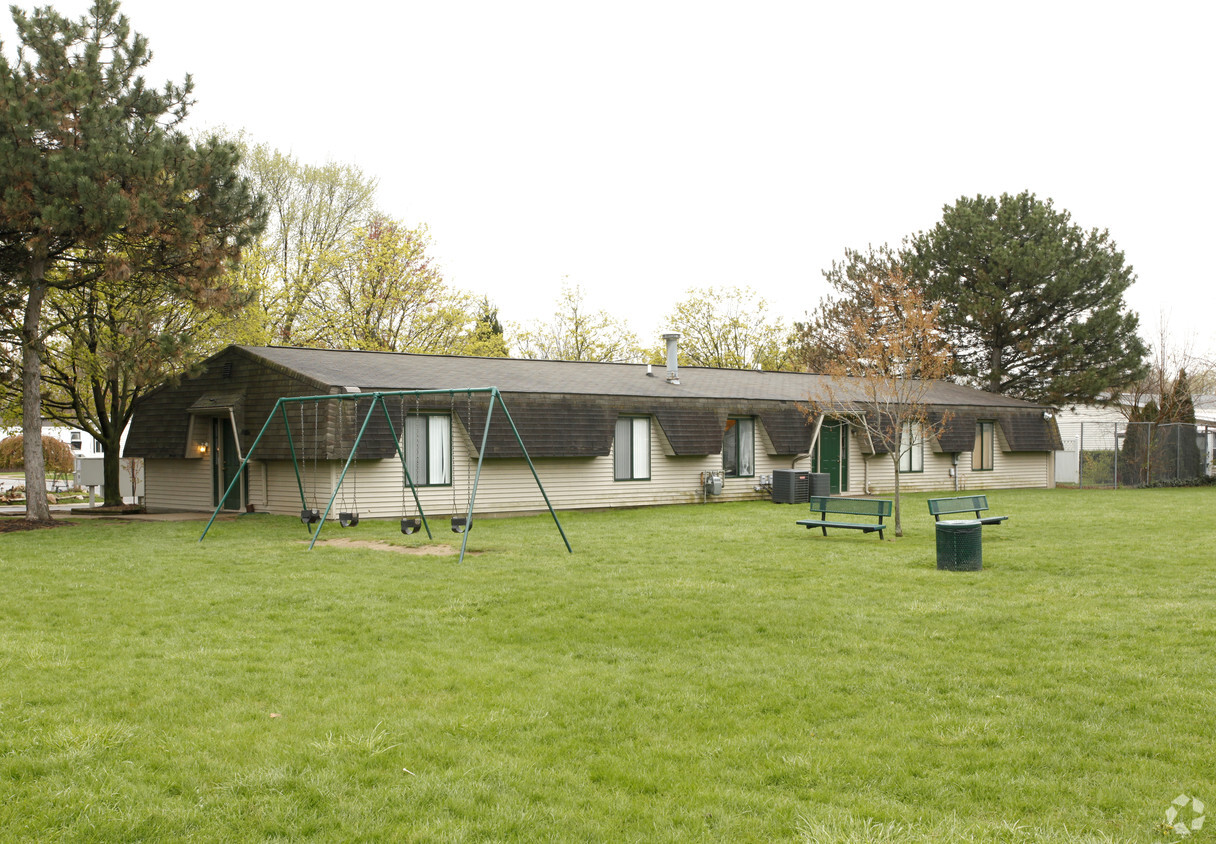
145;414;1052;516
183;413;775;518
853;451;1049;495
853;423;1050;495
966;450;1050;490
257;460;336;515
144;458;213;511
853;448;953;495
722;419;784;501
969;424;1051;490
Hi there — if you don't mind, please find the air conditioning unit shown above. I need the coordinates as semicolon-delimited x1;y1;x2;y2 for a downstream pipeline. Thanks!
772;469;810;504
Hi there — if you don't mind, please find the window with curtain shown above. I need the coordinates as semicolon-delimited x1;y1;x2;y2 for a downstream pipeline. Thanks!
723;417;755;478
614;417;650;481
898;421;924;473
972;420;995;471
403;414;451;485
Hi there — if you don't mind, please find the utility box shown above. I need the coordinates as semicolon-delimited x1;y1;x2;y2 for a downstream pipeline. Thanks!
75;457;105;487
772;469;810;503
704;473;723;495
809;472;831;498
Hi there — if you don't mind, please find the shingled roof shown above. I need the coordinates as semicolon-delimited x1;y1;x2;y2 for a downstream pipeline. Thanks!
244;346;1047;409
125;345;1061;462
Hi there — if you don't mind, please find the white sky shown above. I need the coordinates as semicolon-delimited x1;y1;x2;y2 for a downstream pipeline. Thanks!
7;0;1215;359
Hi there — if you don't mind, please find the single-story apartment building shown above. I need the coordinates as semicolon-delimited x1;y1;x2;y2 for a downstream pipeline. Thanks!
123;344;1063;517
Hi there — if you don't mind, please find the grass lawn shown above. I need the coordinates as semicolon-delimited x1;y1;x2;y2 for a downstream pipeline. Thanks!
1;488;1214;842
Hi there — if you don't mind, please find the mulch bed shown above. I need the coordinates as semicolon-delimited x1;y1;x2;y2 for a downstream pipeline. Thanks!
0;518;74;533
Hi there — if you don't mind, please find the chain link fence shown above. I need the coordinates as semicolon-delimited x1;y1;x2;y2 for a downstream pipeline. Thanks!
1056;422;1216;488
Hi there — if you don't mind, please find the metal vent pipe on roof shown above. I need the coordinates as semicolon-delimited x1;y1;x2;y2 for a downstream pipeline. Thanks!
662;332;680;384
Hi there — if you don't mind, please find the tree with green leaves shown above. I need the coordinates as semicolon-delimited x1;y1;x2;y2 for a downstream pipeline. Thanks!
512;282;642;362
0;0;264;520
223;139;377;346
792;245;903;373
34;276;248;505
298;214;475;354
459;296;509;358
904;191;1147;405
662;285;795;371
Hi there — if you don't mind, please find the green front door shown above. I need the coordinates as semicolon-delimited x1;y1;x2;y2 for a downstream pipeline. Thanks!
816;421;848;495
212;417;244;511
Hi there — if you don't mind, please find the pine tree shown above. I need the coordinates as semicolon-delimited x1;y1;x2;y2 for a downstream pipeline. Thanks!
905;192;1148;405
1160;368;1201;479
1164;368;1197;424
0;0;264;519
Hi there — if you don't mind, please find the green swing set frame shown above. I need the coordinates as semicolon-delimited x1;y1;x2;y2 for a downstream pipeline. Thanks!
199;387;572;564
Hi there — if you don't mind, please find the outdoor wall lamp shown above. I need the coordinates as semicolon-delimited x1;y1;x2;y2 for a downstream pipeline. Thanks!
198;443;209;455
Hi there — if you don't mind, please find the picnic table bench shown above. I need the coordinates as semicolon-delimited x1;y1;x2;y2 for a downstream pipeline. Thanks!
927;494;1008;525
797;496;893;539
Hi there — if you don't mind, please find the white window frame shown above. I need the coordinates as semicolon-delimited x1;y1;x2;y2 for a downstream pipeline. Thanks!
898;421;924;473
723;417;756;478
403;414;452;486
972;420;995;471
614;416;651;481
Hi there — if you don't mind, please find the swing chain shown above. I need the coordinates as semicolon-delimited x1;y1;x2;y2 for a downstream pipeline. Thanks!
339;398;360;527
300;401;320;526
451;389;472;534
399;391;422;535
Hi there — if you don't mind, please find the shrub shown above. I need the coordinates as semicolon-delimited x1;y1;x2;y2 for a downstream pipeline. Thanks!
1140;475;1216;489
1079;450;1116;487
0;434;76;473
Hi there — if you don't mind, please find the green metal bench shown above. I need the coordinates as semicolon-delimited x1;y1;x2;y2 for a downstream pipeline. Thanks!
797;496;893;539
927;494;1008;526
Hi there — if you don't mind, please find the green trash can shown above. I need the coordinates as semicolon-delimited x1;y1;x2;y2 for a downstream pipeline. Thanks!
936;519;982;571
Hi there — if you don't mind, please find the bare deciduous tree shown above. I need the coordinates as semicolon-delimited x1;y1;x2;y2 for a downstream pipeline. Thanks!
800;268;954;537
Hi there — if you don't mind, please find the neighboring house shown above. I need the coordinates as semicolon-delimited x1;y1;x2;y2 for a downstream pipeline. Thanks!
1;420;145;500
1054;395;1216;482
1;419;107;458
123;344;1063;516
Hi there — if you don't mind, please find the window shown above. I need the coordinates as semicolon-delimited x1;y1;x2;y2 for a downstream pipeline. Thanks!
403;414;451;485
723;417;755;478
614;417;650;481
898;421;924;473
972;421;995;471
92;438;104;454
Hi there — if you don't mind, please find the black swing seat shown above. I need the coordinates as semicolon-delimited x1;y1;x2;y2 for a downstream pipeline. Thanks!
401;517;422;535
300;508;320;525
338;512;360;528
451;516;470;534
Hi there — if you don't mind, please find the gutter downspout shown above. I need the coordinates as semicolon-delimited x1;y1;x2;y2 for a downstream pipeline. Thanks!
796;414;827;469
